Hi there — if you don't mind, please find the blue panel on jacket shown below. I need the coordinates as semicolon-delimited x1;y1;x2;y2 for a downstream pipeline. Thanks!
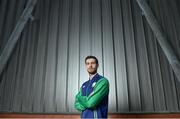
81;73;109;118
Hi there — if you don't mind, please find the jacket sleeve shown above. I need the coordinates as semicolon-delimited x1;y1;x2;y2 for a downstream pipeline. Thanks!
74;87;86;111
77;78;109;109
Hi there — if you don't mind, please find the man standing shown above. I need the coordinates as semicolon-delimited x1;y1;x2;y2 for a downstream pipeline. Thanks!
74;56;109;118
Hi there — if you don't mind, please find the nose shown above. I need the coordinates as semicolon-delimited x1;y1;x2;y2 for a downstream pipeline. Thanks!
89;64;92;67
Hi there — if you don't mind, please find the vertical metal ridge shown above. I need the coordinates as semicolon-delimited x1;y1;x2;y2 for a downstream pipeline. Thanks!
30;25;40;112
53;0;61;113
119;0;130;112
131;0;142;111
31;0;46;112
124;0;141;111
78;0;82;92
4;0;26;112
100;0;104;76
42;0;51;112
132;0;154;111
151;1;167;111
141;12;155;111
0;0;10;53
20;23;32;112
0;0;8;49
90;0;92;55
143;14;155;111
110;0;118;112
161;0;179;111
28;20;38;112
9;42;21;112
65;0;72;112
118;0;130;112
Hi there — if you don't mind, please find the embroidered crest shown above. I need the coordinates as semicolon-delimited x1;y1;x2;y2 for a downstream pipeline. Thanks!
92;82;96;88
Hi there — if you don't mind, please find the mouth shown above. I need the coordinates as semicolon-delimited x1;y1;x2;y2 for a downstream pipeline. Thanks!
87;68;97;74
88;68;94;72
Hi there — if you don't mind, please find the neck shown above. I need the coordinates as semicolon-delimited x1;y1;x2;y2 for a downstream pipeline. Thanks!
89;72;97;76
89;72;97;80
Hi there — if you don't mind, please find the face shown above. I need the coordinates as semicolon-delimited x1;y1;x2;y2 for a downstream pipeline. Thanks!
85;58;99;75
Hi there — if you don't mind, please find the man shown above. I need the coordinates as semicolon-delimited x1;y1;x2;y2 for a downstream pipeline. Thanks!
74;55;109;118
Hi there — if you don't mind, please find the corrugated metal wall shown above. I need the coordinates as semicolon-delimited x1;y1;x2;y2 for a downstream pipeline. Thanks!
0;0;180;113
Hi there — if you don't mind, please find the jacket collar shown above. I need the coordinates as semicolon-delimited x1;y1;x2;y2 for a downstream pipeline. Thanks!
89;72;98;80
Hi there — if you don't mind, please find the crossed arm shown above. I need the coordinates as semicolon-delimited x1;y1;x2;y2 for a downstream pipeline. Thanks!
74;78;109;111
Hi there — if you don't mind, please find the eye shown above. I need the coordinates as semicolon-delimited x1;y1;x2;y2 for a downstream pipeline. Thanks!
92;62;96;64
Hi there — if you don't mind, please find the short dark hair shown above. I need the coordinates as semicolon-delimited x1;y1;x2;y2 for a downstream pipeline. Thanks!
85;55;99;64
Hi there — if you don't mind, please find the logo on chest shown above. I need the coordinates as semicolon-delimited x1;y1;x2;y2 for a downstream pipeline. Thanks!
92;82;96;88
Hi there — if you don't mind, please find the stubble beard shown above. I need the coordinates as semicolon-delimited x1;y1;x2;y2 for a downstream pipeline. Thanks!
87;69;97;75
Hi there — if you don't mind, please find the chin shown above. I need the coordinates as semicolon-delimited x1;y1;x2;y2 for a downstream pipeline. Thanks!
88;71;97;75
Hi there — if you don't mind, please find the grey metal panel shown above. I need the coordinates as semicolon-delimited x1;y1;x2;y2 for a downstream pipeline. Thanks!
8;0;28;112
0;72;6;111
43;0;59;113
152;0;179;111
161;0;179;111
21;22;34;112
165;0;180;58
79;0;91;93
1;30;20;112
163;1;180;109
121;0;141;111
8;0;26;113
12;25;29;112
91;0;103;75
30;0;49;113
56;0;69;113
0;0;180;113
101;0;117;112
0;1;27;111
143;19;166;111
0;0;26;112
21;0;40;112
67;0;80;112
0;0;8;47
0;0;17;54
0;0;27;110
131;0;154;111
111;0;129;112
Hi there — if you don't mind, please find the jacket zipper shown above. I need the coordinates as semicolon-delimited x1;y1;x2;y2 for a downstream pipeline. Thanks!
86;80;98;118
